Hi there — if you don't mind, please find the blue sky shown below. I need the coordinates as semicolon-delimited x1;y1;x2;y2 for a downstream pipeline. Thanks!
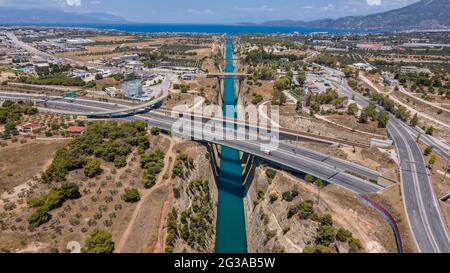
0;0;419;23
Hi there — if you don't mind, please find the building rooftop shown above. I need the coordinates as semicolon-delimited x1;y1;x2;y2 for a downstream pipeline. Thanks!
65;126;86;134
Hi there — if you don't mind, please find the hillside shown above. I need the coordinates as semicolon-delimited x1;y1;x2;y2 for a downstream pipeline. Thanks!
252;0;450;30
0;7;129;24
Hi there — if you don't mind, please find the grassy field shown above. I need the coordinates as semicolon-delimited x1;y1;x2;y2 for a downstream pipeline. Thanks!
0;140;69;194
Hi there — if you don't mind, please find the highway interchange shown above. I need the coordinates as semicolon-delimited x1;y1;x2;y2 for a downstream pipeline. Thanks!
323;66;450;253
1;64;449;252
0;91;382;194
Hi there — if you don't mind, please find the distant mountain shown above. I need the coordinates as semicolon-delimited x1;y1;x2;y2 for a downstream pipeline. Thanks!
242;0;450;30
0;7;130;24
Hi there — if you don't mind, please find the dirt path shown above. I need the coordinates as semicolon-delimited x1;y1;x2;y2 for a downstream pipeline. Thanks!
116;137;176;253
150;136;179;253
150;185;174;253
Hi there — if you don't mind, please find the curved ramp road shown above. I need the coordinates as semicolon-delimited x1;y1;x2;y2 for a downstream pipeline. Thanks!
0;92;382;194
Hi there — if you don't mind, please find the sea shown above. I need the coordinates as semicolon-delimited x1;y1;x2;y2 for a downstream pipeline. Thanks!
3;23;371;34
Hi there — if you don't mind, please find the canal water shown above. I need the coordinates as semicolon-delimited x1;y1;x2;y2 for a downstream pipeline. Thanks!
215;34;248;253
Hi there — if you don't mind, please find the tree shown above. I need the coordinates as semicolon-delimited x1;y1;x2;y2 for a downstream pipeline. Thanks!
44;189;64;209
320;214;333;227
151;127;162;135
297;201;315;219
82;229;114;253
305;174;315;183
60;183;80;199
315;178;325;204
336;228;352;242
303;245;315;253
114;155;127;168
123;188;140;203
84;159;102;178
95;74;103;80
428;155;437;170
4;120;17;136
316;224;336;246
377;111;390;128
359;111;369;124
265;169;277;180
347;103;358;116
269;193;278;204
424;146;433;156
410;113;419;127
426;126;434;136
251;94;263;105
282;190;299;202
28;206;51;228
348;238;363;253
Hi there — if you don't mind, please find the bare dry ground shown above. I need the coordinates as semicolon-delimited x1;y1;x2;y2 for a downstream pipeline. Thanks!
280;106;373;145
115;136;174;253
87;35;137;42
117;184;171;253
326;114;387;137
371;185;418;253
247;165;397;253
0;130;179;253
0;140;69;194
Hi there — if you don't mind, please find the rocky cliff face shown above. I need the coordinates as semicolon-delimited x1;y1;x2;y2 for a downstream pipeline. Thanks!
244;161;396;253
164;143;217;253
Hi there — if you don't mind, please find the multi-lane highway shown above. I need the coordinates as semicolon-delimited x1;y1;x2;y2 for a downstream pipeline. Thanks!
3;83;449;252
0;91;382;194
327;69;450;253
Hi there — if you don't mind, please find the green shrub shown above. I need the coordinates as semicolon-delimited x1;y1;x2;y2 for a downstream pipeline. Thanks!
281;189;299;202
315;224;336;246
114;155;127;168
151;127;162;135
265;168;277;180
28;206;51;228
297;200;315;219
424;146;433;156
336;228;352;242
84;159;102;178
123;188;140;203
82;229;114;253
269;193;278;203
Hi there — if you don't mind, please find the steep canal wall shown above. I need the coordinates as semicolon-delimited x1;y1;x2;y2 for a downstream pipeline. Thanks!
215;34;248;253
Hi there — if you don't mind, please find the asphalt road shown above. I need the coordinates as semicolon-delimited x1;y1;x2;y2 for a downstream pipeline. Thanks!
0;92;382;194
329;72;450;253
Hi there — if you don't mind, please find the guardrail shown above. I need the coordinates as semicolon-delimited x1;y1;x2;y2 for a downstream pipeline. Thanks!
358;195;404;253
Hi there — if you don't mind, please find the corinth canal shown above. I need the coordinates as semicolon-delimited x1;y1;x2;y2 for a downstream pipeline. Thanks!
215;34;248;253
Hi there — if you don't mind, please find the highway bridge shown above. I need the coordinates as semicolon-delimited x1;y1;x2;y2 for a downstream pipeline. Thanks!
0;91;383;194
206;72;250;80
0;92;166;117
3;85;449;252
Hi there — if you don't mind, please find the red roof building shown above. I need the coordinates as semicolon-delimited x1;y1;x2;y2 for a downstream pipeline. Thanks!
17;122;40;134
65;126;86;135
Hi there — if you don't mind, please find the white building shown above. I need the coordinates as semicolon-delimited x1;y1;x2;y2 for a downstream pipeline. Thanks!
352;63;375;71
400;66;432;75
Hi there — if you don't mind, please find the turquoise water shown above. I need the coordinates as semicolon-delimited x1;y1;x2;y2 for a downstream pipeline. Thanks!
215;35;247;253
